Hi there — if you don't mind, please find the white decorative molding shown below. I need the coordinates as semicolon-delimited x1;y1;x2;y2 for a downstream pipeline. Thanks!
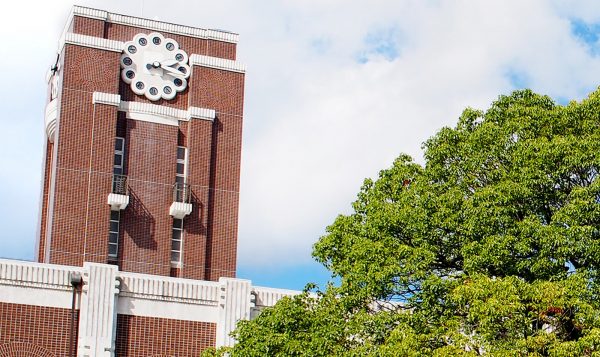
93;92;121;106
117;296;219;323
118;101;214;126
45;99;58;143
107;193;129;211
0;259;77;291
188;107;216;120
216;278;253;348
252;286;299;307
0;259;81;308
72;6;107;20
77;263;120;357
61;33;124;53
118;271;220;305
169;202;193;219
72;6;239;44
190;54;246;73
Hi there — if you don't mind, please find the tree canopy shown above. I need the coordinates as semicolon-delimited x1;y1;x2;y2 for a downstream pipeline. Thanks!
206;89;600;356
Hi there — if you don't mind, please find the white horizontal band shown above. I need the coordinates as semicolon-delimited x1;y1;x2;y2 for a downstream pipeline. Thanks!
92;92;121;106
62;32;123;53
72;5;239;44
117;100;215;126
190;54;246;73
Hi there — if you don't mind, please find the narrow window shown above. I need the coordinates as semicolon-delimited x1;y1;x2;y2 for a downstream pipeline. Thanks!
114;137;125;175
108;210;120;259
171;218;183;265
175;146;188;201
113;137;126;194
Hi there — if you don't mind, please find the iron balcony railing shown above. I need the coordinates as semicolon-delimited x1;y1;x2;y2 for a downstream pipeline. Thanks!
112;174;128;195
173;182;191;203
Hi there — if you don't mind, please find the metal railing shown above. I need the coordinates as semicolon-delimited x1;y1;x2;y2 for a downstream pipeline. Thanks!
173;182;191;203
112;174;128;195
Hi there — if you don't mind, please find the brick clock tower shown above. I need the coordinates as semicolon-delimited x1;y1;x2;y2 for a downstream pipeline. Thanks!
37;6;245;281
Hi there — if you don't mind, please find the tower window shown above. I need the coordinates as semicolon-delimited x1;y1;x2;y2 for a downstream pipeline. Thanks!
114;137;125;175
171;218;183;265
175;146;188;202
108;210;120;259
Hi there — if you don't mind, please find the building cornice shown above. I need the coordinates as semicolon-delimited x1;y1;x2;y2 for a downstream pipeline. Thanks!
190;54;246;73
71;5;239;44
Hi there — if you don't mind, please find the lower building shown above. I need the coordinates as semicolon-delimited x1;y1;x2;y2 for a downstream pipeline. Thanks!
0;258;297;356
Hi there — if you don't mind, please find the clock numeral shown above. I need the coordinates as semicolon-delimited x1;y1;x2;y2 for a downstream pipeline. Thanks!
128;45;137;54
174;78;183;87
178;67;187;74
149;87;158;95
123;57;133;66
138;38;147;46
135;82;145;90
126;70;135;79
152;37;161;45
164;86;173;94
166;43;175;51
175;54;184;62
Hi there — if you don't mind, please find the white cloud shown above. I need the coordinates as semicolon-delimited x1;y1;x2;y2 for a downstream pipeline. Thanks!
2;0;600;271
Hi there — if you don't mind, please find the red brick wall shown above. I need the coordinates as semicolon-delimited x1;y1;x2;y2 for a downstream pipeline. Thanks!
36;140;54;263
119;119;178;276
46;44;120;267
115;314;216;356
0;302;75;356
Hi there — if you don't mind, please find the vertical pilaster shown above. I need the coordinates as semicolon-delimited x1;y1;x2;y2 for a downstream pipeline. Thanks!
77;262;120;356
216;278;253;347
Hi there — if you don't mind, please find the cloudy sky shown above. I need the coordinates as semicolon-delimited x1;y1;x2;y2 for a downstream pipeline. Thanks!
2;0;600;290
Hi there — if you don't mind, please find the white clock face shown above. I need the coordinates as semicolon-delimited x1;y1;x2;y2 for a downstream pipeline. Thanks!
120;32;191;101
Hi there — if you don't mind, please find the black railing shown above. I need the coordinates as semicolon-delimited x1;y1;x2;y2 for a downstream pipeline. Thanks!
112;174;128;195
173;182;190;203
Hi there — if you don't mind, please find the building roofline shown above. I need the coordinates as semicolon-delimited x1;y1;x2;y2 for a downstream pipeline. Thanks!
65;5;239;44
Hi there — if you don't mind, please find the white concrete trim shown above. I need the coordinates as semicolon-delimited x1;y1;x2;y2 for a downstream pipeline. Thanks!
217;278;253;347
72;5;239;44
107;193;129;211
0;259;81;289
93;92;121;106
118;100;215;126
188;107;217;121
1;285;73;309
62;32;124;53
77;263;120;357
169;202;193;219
117;296;219;323
190;54;246;73
252;286;299;307
118;271;220;305
45;99;58;143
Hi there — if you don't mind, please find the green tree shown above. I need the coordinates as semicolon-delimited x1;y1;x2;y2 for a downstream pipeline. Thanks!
206;89;600;356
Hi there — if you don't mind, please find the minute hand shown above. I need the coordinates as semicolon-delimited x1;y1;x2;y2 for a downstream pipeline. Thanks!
162;65;185;77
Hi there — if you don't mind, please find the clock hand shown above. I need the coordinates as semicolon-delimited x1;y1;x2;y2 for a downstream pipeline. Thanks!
161;65;186;77
160;59;179;67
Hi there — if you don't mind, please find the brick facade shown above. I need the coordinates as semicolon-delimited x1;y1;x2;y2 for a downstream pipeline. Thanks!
0;302;75;356
37;6;244;281
115;315;216;356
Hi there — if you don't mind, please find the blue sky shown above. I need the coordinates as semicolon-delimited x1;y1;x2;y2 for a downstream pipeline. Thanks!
3;0;600;291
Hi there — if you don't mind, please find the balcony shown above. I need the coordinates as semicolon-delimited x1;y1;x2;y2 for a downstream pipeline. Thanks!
169;182;192;219
107;174;129;211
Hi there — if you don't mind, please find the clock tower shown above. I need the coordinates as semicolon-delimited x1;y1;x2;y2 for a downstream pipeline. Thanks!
37;6;245;281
